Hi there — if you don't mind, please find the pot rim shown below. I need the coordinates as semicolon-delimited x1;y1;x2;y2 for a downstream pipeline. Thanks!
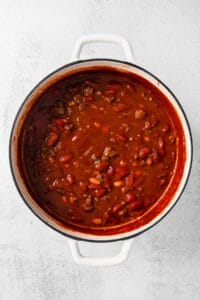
9;58;193;242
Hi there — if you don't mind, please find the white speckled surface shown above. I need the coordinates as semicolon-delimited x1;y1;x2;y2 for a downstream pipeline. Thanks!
0;0;200;299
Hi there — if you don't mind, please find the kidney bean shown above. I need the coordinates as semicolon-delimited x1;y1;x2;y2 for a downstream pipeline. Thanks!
162;124;170;134
94;188;106;198
104;211;111;221
88;183;100;190
139;147;151;159
116;166;129;180
104;177;111;189
66;174;74;185
125;171;135;187
78;181;87;193
112;203;122;214
95;160;109;172
133;176;144;187
158;137;164;148
72;135;79;142
126;192;136;203
169;135;176;143
158;137;165;155
61;175;73;186
52;178;62;189
46;132;58;147
129;199;143;211
92;218;102;225
54;141;65;152
55;118;66;127
59;154;72;162
107;165;115;177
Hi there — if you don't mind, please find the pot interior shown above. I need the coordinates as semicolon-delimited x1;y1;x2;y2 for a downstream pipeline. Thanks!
10;59;192;242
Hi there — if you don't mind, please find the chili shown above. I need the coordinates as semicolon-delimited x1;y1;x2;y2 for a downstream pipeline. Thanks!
18;68;186;233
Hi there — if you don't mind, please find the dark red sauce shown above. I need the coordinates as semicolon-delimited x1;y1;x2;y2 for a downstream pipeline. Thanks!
18;67;186;235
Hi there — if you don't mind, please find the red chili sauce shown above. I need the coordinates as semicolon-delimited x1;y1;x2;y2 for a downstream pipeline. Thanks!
18;68;186;234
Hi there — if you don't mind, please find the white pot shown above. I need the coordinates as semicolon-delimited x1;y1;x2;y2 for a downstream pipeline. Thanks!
10;34;192;265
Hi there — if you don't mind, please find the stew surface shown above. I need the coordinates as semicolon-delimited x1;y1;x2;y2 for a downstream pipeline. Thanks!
18;67;185;233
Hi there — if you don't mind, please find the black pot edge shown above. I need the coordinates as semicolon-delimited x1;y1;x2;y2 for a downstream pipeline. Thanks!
9;58;193;243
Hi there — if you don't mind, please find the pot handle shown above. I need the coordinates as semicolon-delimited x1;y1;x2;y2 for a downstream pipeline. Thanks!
71;34;134;62
68;239;133;266
69;34;134;266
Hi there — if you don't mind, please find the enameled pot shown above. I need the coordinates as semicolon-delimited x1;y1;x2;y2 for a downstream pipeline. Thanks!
10;34;192;265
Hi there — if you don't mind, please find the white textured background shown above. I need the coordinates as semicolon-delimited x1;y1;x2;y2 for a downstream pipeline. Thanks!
0;0;200;299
